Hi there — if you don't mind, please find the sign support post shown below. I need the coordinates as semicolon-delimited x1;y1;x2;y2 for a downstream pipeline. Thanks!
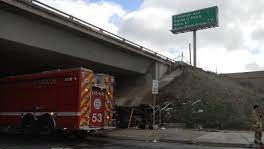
151;80;158;143
152;80;159;128
189;43;192;65
171;6;219;67
153;94;156;127
151;62;159;142
193;30;197;67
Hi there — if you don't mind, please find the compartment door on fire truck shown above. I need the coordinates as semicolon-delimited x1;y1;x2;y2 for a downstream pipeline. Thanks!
90;87;105;127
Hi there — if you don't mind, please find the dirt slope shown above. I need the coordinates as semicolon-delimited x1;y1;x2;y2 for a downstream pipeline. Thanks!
155;64;262;129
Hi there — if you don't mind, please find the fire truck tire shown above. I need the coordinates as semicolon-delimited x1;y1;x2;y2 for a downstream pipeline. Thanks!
37;113;55;135
21;114;36;134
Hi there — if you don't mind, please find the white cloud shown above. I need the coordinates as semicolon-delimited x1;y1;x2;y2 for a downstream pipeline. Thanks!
38;0;125;33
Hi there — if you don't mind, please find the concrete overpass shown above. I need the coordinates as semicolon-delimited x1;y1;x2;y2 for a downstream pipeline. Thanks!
0;0;175;106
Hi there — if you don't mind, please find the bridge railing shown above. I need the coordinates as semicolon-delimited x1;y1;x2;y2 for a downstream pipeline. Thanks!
25;0;175;62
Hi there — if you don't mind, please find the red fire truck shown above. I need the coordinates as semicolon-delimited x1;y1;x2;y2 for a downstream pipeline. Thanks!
0;68;115;134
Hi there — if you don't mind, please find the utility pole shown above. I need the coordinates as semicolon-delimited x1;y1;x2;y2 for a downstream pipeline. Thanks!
193;30;197;67
181;52;184;61
189;43;192;65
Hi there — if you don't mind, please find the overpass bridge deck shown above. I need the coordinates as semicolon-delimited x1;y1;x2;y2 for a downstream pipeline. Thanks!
1;0;174;64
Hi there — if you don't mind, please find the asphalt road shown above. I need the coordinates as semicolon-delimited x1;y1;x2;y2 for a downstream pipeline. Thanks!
0;133;244;149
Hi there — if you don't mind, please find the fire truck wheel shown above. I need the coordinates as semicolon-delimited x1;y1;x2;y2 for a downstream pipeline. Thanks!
21;114;36;134
37;113;55;135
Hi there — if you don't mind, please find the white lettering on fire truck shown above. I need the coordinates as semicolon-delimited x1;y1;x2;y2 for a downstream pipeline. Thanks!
91;90;104;96
35;79;56;86
64;77;72;81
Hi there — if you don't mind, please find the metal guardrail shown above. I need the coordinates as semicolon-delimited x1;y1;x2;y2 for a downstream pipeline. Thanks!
22;0;175;62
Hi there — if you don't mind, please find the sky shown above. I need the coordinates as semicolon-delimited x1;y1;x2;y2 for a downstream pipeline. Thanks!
38;0;264;73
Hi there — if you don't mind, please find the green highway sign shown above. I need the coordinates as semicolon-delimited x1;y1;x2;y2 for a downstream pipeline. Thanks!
172;6;219;34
